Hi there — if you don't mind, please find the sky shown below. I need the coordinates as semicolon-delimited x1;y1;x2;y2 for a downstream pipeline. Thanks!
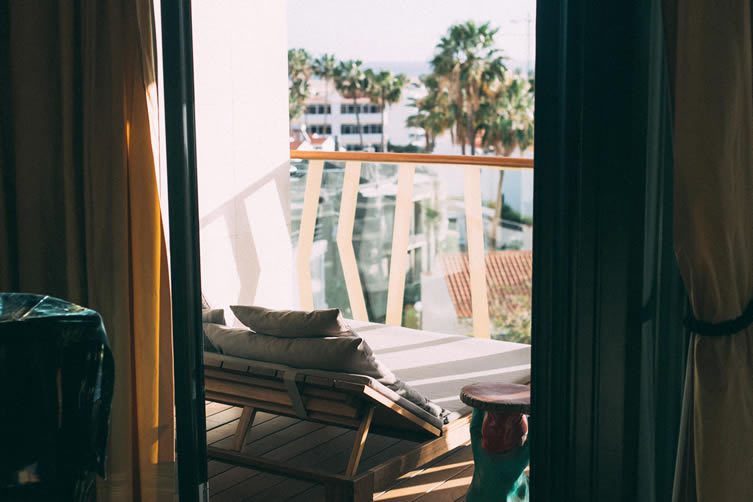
287;0;536;74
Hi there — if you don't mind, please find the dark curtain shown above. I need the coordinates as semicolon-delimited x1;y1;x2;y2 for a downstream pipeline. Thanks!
0;1;175;499
663;0;753;500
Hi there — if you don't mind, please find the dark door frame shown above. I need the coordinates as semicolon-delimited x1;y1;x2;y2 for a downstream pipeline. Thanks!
161;1;208;500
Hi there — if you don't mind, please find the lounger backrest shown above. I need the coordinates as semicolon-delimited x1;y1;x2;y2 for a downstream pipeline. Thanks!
204;352;445;437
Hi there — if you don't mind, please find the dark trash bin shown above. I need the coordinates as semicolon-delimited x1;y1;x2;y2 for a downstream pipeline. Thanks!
0;294;114;501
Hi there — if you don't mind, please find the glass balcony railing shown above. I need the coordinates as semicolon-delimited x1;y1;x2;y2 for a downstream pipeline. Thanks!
289;151;534;342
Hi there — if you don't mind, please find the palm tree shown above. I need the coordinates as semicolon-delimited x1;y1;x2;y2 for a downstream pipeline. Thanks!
479;74;535;246
406;110;435;152
312;54;337;131
288;48;312;121
480;74;534;155
334;60;370;149
430;21;506;155
366;70;407;152
405;74;453;153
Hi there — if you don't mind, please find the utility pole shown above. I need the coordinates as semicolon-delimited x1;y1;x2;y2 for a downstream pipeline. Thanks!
511;10;534;75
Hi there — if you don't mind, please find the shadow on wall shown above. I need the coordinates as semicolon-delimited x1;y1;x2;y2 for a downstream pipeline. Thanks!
198;161;293;313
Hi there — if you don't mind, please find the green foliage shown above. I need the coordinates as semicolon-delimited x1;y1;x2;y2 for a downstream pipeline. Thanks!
406;74;454;153
312;54;337;81
366;70;408;151
312;54;338;126
424;205;440;223
491;293;532;344
288;48;312;120
403;304;420;329
387;142;423;153
507;206;533;226
428;21;507;155
405;22;535;156
479;74;535;155
334;60;370;147
484;201;534;225
366;70;407;106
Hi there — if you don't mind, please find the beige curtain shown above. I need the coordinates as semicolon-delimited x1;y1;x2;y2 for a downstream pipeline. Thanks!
0;1;175;500
665;0;753;500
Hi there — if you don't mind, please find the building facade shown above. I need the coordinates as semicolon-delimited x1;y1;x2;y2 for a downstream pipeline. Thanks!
292;79;387;152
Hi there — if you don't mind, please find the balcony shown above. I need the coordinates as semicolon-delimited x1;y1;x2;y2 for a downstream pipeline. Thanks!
288;150;533;342
203;150;533;499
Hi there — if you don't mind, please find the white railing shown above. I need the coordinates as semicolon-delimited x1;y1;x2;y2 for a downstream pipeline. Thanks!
290;150;534;339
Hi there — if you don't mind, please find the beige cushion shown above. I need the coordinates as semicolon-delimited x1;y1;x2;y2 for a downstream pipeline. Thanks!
229;305;350;337
203;323;397;384
201;308;225;325
349;320;531;414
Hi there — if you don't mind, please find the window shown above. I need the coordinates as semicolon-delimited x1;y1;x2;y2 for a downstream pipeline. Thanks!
308;124;332;135
340;104;379;114
340;124;382;135
364;124;382;134
306;104;331;114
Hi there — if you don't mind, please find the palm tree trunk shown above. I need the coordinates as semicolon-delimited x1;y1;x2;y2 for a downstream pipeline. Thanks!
467;115;475;155
380;98;386;152
491;169;505;247
323;79;330;130
424;129;431;152
354;95;364;148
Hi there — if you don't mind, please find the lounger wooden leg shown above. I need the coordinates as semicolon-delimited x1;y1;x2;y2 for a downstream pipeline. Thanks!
345;406;375;477
232;406;256;451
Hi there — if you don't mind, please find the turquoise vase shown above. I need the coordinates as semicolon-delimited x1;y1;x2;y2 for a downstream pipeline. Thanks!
466;409;529;502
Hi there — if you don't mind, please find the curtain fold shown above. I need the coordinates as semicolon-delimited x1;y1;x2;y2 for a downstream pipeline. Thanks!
666;0;753;500
0;1;175;500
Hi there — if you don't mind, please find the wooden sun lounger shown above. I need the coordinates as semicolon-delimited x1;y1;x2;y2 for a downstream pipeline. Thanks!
204;352;472;501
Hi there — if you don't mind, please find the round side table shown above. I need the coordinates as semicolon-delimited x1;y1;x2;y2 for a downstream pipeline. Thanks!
460;383;530;502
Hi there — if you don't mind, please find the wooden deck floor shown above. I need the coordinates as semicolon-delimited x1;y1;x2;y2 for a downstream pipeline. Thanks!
206;402;473;501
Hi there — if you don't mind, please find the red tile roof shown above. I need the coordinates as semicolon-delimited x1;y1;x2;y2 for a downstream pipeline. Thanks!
440;251;532;319
309;136;329;145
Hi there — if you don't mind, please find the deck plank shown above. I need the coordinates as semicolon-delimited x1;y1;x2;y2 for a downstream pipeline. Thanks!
281;432;405;501
412;464;474;502
206;411;279;445
209;421;326;496
285;485;325;502
205;402;475;501
208;415;295;479
205;406;243;431
212;425;352;500
231;428;398;501
206;402;233;417
374;444;473;501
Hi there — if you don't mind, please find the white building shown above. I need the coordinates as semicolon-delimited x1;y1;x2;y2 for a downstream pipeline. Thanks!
289;125;336;151
293;79;386;151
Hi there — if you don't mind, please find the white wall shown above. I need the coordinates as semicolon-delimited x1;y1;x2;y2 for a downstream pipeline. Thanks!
192;1;293;314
